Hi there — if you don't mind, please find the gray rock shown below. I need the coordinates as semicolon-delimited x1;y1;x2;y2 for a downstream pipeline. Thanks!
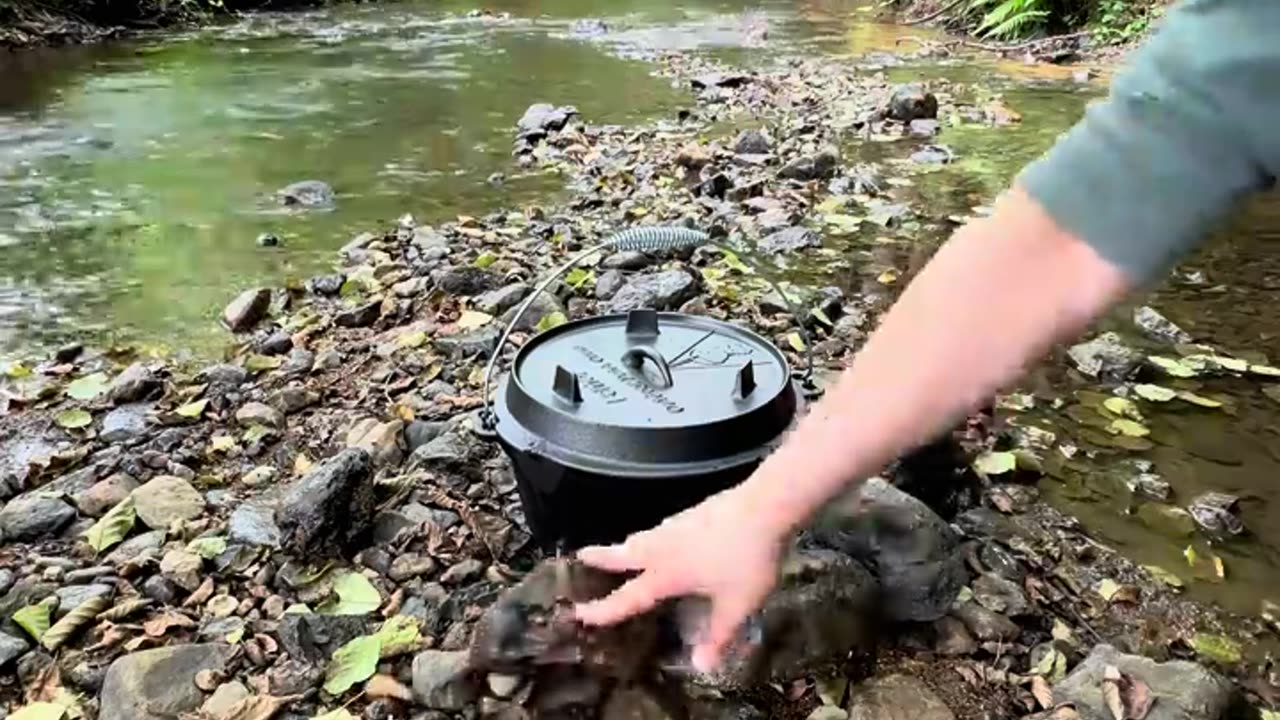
952;601;1020;642
99;644;234;720
55;584;114;616
973;573;1030;616
277;180;335;209
236;401;284;429
734;129;771;155
933;616;977;656
373;502;460;544
283;348;317;376
1067;331;1143;380
440;559;484;585
910;144;953;165
404;421;448;453
256;331;293;356
908;119;940;137
778;148;838;181
607;270;698;313
601;251;652;271
0;631;28;667
596;269;627;301
1056;644;1233;720
132;476;204;530
847;674;955;720
161;550;203;592
346;419;405;467
1134;305;1192;344
278;613;372;664
142;575;178;605
270;385;318;415
199;364;247;393
887;84;939;122
434;328;500;359
100;404;152;443
223;288;272;333
201;681;250;717
412;650;479;711
977;543;1025;582
435;266;499;296
228;501;281;547
804;478;966;622
516;103;577;141
105;530;166;566
1128;472;1172;502
40;465;99;498
499;291;566;332
276;448;374;555
0;493;77;542
759;226;820;255
475;284;531;316
307;274;345;296
408;430;483;480
390;554;437;581
72;473;138;517
0;569;13;595
108;363;159;404
335;300;381;328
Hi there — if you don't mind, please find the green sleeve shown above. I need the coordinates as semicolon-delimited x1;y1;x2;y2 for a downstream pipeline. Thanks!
1016;0;1277;283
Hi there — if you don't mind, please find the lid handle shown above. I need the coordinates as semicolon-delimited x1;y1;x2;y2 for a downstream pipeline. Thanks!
624;308;660;339
734;361;756;399
552;365;583;404
620;346;674;390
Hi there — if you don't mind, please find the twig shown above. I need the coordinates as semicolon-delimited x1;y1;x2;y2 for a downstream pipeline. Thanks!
960;30;1090;53
901;0;968;26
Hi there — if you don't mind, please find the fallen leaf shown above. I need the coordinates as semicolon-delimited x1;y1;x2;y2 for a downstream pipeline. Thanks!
13;601;53;642
187;536;228;559
144;610;197;637
1212;555;1226;581
318;571;381;616
535;312;568;333
1175;390;1222;408
323;634;381;695
1184;545;1198;567
244;425;274;445
1189;633;1243;664
786;332;807;353
565;268;596;290
473;252;497;269
1133;384;1176;402
1051;619;1075;644
374;615;421;658
810;307;834;328
217;693;298;720
1030;675;1054;709
176;399;209;418
1103;396;1143;420
1124;675;1155;720
876;269;899;285
54;409;92;430
1108;418;1150;438
456;310;493;330
4;361;32;379
997;393;1036;411
1097;579;1121;601
245;354;283;372
83;497;136;554
397;331;427;349
1148;355;1198;378
1142;565;1184;589
1102;666;1124;720
365;674;413;701
1248;364;1280;377
209;435;237;453
65;373;109;401
9;703;65;720
973;451;1017;476
183;577;215;608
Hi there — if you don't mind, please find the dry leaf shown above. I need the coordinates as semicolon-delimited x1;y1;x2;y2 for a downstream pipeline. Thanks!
1031;675;1054;709
215;693;299;720
195;669;224;692
183;577;216;608
365;674;413;701
1103;666;1125;720
143;610;197;637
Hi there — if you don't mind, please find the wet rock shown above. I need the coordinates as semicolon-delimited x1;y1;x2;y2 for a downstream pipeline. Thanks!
347;419;406;467
933;616;977;656
0;493;76;541
279;613;372;664
606;270;698;313
390;554;437;581
910;144;953;164
55;584;114;616
336;300;382;328
404;421;448;453
978;543;1025;582
887;84;939;122
199;364;247;393
691;72;751;90
1066;331;1142;380
1134;305;1192;344
106;530;166;566
256;233;280;248
475;284;531;316
278;180;335;209
276;448;374;555
373;502;459;544
866;200;911;228
108;362;159;404
973;573;1030;616
1188;491;1245;538
236;401;284;429
847;674;955;720
778;148;838;181
54;343;84;364
908;119;940;137
1127;471;1172;502
132;475;204;530
759;226;820;255
435;266;500;296
1137;503;1197;537
500;291;567;332
71;473;138;517
435;328;500;359
271;385;318;415
952;601;1020;642
223;288;272;332
284;348;318;376
307;273;346;296
602;251;652;271
0;631;28;667
1056;644;1232;720
202;681;250;717
440;559;484;585
412;650;478;710
734;129;771;155
596;270;627;301
804;478;966;622
257;330;293;356
228;501;281;547
99;644;234;720
517;104;578;141
161;549;203;592
100;404;151;443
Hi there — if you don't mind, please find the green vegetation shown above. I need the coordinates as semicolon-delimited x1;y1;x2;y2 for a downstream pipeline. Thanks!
905;0;1163;42
0;0;326;46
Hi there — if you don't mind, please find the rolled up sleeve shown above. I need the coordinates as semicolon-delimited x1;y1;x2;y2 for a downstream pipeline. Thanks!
1016;0;1277;283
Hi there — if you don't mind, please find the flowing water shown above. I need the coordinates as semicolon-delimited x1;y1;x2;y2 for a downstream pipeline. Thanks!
2;0;1279;619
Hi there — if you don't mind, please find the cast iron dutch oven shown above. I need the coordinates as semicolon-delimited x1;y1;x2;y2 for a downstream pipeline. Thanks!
480;227;810;552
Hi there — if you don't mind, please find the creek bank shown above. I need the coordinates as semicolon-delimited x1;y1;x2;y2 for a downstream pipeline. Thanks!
0;22;1268;720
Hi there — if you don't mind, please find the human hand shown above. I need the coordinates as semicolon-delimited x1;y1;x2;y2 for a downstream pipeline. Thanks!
572;483;788;673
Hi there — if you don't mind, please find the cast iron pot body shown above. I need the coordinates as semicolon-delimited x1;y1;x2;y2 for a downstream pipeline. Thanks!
491;309;800;551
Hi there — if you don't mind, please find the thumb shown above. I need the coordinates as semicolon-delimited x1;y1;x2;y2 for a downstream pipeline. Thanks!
691;592;756;674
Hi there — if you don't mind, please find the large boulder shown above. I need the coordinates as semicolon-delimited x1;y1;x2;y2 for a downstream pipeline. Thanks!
803;478;967;622
886;84;939;122
275;448;375;555
0;493;77;541
99;644;234;720
1055;644;1234;720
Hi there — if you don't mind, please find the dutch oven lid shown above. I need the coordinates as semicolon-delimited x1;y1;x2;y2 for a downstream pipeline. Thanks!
494;308;798;475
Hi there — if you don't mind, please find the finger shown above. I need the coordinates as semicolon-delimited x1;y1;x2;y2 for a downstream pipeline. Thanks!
575;542;646;573
692;593;756;674
574;572;674;626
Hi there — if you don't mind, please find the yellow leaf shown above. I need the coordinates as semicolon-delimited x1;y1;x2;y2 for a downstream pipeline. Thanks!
294;454;314;475
65;373;109;401
1097;578;1121;601
176;399;209;418
9;703;66;720
786;332;807;353
456;311;493;330
397;332;427;349
876;269;899;285
972;451;1017;476
55;409;93;430
1143;565;1184;589
83;498;136;554
1176;390;1223;408
1213;555;1226;580
473;252;497;269
1184;544;1198;567
1108;418;1150;437
1103;396;1142;420
1149;355;1197;378
1134;384;1177;402
209;435;237;453
535;312;568;333
1248;364;1280;377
